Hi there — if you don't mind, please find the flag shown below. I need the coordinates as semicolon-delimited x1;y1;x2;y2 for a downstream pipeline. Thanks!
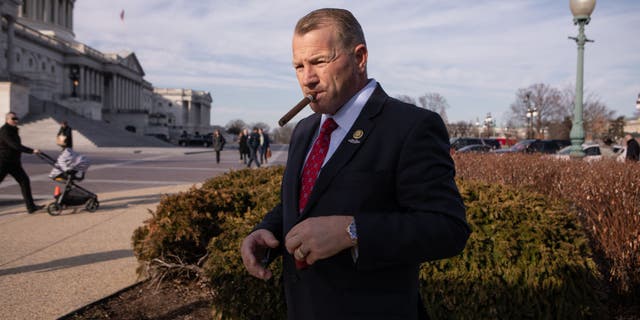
120;9;125;21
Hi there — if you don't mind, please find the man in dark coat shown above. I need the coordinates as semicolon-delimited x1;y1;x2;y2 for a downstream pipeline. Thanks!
625;134;640;162
212;129;226;164
246;127;261;168
57;120;73;149
240;8;469;320
0;112;44;213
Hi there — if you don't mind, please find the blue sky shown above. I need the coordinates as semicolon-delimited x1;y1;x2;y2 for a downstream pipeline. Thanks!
74;0;640;129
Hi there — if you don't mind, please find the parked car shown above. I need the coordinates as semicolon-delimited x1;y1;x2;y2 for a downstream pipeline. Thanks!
456;144;493;153
178;134;212;147
450;137;501;154
552;144;625;161
482;138;501;150
493;139;567;154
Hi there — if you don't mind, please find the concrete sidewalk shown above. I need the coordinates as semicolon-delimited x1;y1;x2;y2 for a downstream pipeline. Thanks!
0;183;197;320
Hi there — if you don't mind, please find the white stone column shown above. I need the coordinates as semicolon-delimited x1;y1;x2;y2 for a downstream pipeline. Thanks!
44;0;50;22
6;16;16;75
53;0;58;25
69;0;73;30
136;83;141;111
64;0;71;28
118;77;123;110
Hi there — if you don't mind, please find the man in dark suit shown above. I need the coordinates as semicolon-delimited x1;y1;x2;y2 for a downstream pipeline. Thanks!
0;112;44;213
240;8;470;319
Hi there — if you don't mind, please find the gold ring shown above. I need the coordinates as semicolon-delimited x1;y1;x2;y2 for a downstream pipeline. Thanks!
294;245;307;260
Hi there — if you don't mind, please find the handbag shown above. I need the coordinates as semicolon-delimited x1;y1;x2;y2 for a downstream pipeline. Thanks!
266;147;272;159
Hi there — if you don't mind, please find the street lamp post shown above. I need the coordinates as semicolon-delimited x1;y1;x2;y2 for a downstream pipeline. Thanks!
475;119;481;138
524;93;538;139
568;0;596;158
636;93;640;114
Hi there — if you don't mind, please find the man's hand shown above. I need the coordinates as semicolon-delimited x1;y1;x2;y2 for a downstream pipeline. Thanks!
33;149;41;154
285;216;353;265
240;229;279;280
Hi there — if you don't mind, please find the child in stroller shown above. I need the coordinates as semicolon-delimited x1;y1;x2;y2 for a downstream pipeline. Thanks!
40;136;99;215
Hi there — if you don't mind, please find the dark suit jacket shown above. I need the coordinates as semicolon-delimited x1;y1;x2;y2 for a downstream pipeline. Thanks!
257;84;470;320
0;124;34;164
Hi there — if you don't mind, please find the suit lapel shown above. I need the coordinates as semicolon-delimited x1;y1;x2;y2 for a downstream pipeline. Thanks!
299;85;387;218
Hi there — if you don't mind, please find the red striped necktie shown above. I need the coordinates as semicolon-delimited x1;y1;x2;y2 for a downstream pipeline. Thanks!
299;118;338;212
296;118;338;269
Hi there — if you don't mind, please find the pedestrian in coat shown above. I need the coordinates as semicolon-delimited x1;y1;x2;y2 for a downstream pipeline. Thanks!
57;120;73;149
0;112;44;213
246;127;261;168
212;129;226;164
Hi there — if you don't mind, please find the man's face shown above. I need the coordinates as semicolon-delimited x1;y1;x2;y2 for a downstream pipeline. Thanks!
292;26;366;115
5;113;18;127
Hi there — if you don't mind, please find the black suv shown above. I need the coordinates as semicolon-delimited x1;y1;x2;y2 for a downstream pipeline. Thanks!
178;134;212;147
495;139;567;154
450;137;501;153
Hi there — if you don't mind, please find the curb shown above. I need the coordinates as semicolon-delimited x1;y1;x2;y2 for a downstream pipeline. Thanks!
56;280;147;319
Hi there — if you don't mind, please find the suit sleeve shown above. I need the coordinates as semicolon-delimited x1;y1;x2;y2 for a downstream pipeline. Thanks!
1;129;34;154
355;111;470;270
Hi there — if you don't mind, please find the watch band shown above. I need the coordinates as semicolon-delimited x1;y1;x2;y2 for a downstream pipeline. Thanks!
346;219;358;246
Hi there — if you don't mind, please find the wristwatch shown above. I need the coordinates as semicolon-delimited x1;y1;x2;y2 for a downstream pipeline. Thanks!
346;218;358;246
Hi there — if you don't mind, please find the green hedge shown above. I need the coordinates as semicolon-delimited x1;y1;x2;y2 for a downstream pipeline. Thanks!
420;181;605;319
133;167;606;319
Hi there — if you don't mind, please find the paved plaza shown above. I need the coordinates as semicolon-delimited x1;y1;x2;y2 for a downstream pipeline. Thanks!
0;146;287;319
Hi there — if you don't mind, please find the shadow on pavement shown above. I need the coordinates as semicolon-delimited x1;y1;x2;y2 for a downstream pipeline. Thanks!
0;249;134;276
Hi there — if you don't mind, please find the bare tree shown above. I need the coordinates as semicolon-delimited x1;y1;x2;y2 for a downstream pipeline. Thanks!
584;98;615;140
249;122;271;133
418;93;450;125
272;123;296;144
225;119;247;135
448;121;474;138
509;83;564;138
395;95;417;105
561;87;616;140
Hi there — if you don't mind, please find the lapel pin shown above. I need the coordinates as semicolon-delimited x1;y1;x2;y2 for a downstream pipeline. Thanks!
348;129;364;144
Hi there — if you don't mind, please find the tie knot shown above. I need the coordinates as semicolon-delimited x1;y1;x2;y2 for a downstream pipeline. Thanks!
320;118;338;136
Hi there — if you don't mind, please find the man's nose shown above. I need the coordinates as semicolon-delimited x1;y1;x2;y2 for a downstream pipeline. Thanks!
301;67;319;87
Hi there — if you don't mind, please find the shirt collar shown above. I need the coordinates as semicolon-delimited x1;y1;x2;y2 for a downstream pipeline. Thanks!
321;79;377;131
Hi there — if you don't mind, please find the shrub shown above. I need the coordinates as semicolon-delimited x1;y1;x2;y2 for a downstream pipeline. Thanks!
454;153;640;300
421;180;605;319
199;168;605;319
132;167;283;277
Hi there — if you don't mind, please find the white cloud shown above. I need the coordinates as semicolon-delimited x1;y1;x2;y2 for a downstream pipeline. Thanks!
74;0;640;128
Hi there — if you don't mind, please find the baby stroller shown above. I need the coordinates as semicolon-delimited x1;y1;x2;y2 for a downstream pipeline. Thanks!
37;151;99;216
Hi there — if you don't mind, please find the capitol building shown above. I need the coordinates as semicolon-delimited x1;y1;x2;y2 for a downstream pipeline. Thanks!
0;0;212;140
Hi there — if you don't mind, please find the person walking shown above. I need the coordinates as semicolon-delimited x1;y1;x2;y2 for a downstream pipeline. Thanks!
57;120;73;149
212;129;226;164
625;134;640;162
259;128;270;164
240;8;469;319
239;129;250;164
0;112;44;213
246;127;261;168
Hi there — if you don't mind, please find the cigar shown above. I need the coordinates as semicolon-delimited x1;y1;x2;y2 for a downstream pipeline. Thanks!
278;94;314;127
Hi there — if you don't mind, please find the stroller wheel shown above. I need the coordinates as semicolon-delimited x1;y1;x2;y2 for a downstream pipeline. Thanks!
85;198;99;212
47;203;62;216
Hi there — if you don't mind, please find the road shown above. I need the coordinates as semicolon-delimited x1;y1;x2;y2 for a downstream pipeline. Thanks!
0;145;288;319
0;145;288;212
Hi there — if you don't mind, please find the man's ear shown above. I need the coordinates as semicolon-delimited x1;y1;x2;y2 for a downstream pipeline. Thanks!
354;44;368;72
